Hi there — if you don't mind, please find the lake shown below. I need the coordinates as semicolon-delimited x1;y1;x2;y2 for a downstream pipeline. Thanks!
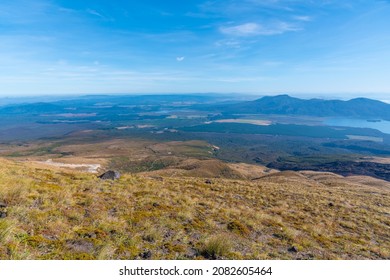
324;118;390;134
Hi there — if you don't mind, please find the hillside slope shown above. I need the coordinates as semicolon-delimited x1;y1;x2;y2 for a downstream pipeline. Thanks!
0;158;389;260
222;95;390;120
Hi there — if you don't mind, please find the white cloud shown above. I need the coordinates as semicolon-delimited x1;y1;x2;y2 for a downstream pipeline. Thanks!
220;22;299;36
176;56;185;61
215;39;241;48
220;23;260;36
86;9;104;18
293;15;312;22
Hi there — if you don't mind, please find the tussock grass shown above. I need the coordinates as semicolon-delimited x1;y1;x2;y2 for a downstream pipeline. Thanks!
0;158;389;259
200;234;233;259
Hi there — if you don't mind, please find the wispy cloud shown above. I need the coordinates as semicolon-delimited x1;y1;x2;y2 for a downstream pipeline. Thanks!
220;23;260;36
212;76;269;83
86;9;105;18
215;39;241;48
0;0;52;24
220;22;299;36
293;15;312;22
0;0;389;96
141;31;197;43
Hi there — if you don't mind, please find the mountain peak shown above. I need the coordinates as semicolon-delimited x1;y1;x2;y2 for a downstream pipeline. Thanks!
262;94;292;99
225;95;390;120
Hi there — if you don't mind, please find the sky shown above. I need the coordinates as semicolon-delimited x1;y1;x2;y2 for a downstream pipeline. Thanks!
0;0;390;98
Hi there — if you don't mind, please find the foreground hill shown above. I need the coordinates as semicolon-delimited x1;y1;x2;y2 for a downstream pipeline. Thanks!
222;95;390;120
0;158;389;260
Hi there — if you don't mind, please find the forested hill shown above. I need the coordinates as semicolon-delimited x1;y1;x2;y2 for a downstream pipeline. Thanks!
222;95;390;120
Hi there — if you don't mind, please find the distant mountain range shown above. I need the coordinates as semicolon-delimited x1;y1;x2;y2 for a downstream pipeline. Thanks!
0;94;232;115
221;95;390;120
0;94;389;121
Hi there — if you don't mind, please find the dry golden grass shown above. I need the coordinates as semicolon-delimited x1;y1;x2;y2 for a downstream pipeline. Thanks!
226;163;278;179
0;157;389;260
0;139;213;162
142;159;244;179
140;158;277;180
0;139;217;177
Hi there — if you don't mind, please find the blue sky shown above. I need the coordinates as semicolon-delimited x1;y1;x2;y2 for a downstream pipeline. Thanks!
0;0;390;98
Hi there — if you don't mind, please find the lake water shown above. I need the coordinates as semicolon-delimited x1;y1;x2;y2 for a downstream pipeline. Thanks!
324;118;390;134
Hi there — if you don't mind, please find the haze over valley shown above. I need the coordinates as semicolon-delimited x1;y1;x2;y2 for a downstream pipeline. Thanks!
0;0;389;261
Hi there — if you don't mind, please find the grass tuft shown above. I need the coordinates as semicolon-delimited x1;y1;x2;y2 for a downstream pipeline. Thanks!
200;234;233;259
